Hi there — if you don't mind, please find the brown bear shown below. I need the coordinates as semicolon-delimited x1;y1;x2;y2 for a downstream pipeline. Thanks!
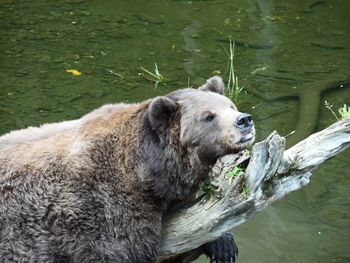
0;76;255;263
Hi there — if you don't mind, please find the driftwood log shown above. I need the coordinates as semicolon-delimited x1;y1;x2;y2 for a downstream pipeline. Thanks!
158;117;350;261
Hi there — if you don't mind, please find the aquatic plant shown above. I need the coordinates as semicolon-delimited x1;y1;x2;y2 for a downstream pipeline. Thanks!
325;100;350;121
140;63;164;88
338;104;350;119
226;40;244;103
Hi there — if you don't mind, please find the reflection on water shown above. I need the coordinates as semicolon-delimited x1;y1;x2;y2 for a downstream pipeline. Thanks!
0;0;349;262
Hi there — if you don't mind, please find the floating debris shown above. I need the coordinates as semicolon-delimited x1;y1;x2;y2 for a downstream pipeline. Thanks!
66;69;82;76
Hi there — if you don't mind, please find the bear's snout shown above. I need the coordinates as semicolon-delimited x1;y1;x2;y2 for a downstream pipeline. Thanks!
235;113;254;130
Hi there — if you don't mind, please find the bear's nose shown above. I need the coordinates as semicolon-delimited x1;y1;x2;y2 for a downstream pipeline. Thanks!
235;113;253;130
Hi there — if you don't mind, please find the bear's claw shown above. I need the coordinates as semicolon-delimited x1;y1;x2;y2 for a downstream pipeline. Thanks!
202;233;238;263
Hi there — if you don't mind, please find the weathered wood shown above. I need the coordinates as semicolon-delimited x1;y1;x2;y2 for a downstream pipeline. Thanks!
158;117;350;260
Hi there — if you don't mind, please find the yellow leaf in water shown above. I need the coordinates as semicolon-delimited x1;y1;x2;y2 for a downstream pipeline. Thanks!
66;69;82;76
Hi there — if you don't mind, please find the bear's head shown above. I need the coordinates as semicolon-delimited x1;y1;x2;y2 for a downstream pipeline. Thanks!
148;76;255;167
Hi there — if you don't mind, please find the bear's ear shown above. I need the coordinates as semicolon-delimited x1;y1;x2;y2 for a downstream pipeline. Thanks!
198;76;225;94
148;96;177;131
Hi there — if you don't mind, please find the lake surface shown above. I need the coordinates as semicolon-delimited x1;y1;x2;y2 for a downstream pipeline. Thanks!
0;0;349;262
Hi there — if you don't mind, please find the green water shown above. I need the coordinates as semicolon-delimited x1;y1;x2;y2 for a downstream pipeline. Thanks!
0;0;349;262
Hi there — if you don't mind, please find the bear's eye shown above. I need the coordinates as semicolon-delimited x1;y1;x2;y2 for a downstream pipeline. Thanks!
202;112;216;122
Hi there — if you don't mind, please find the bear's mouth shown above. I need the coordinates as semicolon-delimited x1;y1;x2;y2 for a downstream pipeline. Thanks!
238;133;254;144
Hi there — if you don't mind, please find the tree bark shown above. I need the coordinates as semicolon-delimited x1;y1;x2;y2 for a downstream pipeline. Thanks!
158;117;350;261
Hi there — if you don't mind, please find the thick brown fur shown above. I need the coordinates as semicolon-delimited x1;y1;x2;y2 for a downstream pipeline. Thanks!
0;76;255;263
